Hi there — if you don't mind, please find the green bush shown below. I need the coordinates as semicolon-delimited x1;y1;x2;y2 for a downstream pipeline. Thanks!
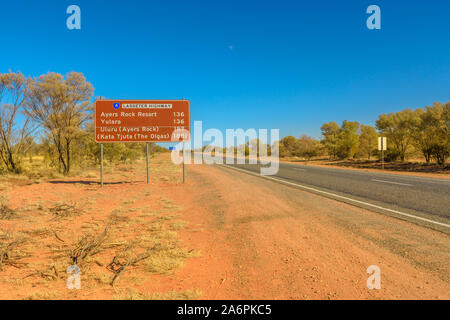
383;148;402;162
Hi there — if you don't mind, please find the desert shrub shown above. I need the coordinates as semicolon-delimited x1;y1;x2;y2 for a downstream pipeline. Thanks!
431;144;449;165
384;148;402;162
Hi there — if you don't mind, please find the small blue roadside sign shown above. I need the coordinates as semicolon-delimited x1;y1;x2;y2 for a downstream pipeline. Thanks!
113;103;120;109
169;147;175;151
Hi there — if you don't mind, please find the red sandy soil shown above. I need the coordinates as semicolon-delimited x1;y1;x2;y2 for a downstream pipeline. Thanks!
176;164;449;299
0;154;448;299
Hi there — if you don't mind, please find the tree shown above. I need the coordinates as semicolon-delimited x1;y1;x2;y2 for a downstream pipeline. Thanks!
297;134;320;160
412;105;435;163
278;136;299;157
415;102;449;165
337;121;360;159
0;71;36;173
358;125;378;160
320;122;340;159
248;138;260;157
24;72;94;174
376;109;421;162
247;138;271;158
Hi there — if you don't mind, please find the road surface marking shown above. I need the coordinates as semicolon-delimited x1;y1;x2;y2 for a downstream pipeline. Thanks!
281;163;450;185
293;168;307;172
371;179;413;186
220;164;450;230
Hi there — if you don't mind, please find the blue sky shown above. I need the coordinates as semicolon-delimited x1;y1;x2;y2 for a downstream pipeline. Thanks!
1;0;449;139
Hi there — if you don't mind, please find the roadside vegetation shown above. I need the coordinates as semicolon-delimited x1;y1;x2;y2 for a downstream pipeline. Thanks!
0;71;169;178
199;102;448;172
1;71;197;300
0;152;200;300
276;102;449;171
1;70;448;177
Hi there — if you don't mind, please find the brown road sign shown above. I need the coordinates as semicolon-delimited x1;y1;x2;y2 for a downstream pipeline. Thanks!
95;100;190;143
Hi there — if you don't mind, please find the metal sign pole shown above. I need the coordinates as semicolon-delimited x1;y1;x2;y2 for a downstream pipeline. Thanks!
378;137;385;170
100;143;104;187
183;142;186;184
146;142;150;184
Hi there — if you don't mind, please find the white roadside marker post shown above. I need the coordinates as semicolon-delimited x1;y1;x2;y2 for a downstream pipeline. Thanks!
378;137;387;170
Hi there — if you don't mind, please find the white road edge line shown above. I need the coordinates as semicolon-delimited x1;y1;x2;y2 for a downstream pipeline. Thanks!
371;179;413;186
220;164;450;229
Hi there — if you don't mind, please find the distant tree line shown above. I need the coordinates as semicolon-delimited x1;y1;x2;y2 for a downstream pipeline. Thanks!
2;70;448;174
0;71;167;175
276;102;449;165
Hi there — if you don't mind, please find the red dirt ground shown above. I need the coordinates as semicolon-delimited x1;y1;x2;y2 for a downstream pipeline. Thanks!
0;155;448;299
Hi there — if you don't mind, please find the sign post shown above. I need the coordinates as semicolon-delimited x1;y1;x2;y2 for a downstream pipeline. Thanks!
146;142;150;184
183;142;186;184
378;137;387;170
95;100;190;185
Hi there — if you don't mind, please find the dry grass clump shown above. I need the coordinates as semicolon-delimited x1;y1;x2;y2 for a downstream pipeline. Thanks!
114;288;201;300
169;221;188;231
149;157;181;182
25;264;60;281
70;226;109;266
0;204;15;220
82;171;97;178
106;236;168;285
159;196;181;210
117;165;133;172
0;233;28;270
0;180;11;192
24;168;64;181
145;244;197;275
23;228;53;238
93;272;111;285
109;208;132;224
107;248;153;286
20;203;45;213
25;290;61;300
0;195;15;220
121;199;136;205
105;217;196;286
49;202;84;219
25;225;113;282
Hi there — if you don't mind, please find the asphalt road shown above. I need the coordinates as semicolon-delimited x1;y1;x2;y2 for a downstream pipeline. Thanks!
221;161;450;231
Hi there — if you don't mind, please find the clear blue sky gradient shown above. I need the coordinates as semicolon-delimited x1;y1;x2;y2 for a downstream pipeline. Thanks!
1;0;449;139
